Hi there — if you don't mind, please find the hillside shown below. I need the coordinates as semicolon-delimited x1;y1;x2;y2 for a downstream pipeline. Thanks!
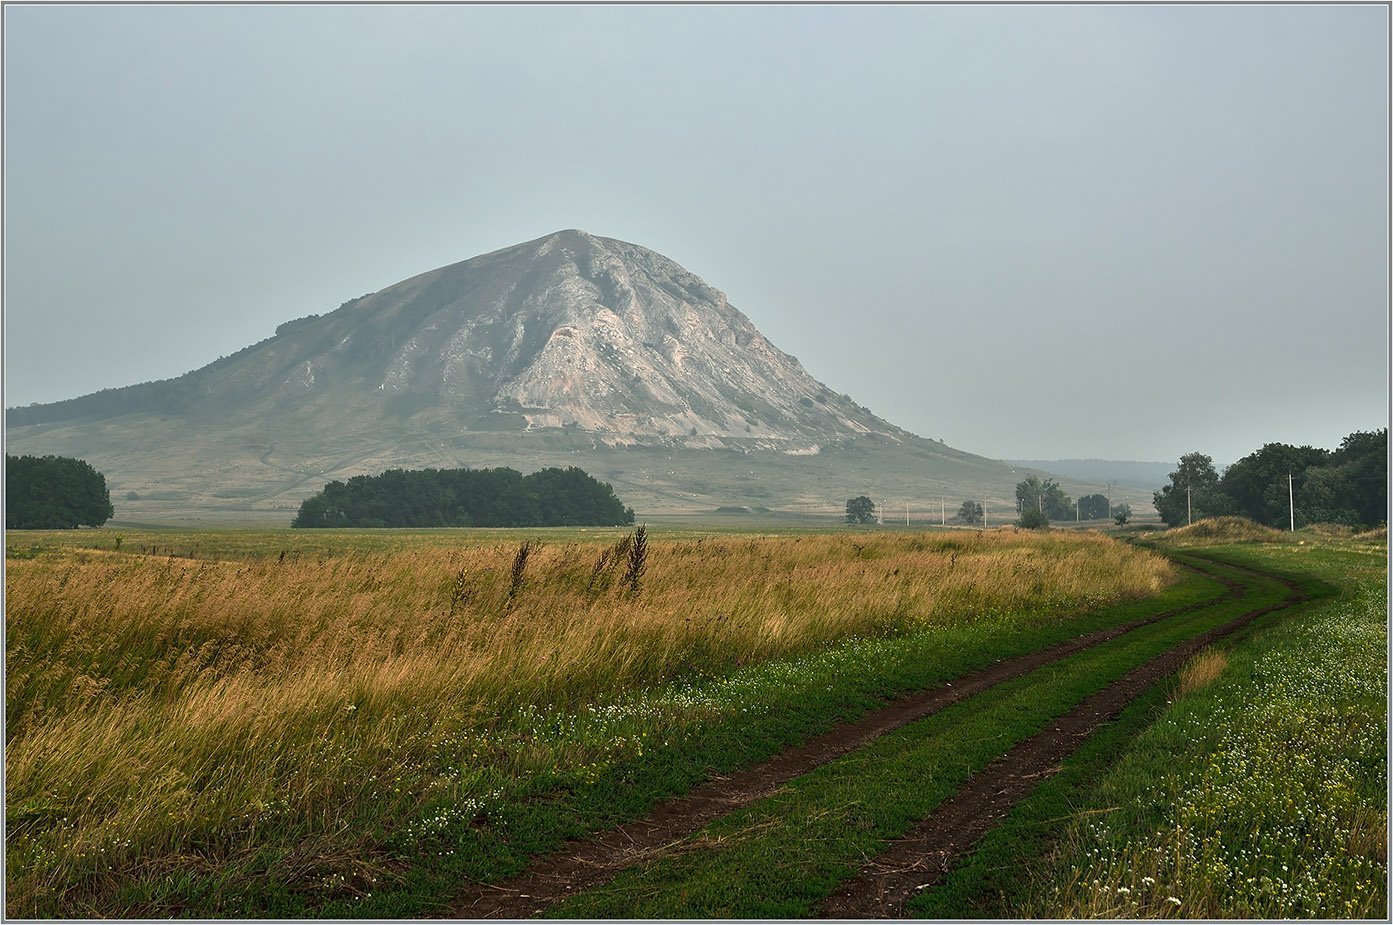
6;230;1086;521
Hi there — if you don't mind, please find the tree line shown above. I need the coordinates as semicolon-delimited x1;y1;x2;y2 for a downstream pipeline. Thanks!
1153;429;1386;529
291;465;635;528
6;454;114;529
845;494;1122;528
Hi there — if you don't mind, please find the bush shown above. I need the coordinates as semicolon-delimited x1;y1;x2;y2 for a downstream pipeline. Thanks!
1018;509;1050;529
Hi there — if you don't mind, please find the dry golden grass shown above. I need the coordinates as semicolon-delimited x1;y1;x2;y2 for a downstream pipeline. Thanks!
6;529;1172;915
1176;648;1228;696
1162;516;1290;546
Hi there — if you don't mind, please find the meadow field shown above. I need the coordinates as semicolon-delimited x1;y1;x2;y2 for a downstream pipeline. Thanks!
4;520;1385;918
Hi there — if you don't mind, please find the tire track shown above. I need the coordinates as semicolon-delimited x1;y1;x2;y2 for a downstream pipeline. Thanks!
817;555;1304;919
447;560;1246;919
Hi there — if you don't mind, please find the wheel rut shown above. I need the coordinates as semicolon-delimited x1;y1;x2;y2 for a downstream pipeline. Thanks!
817;556;1305;919
447;559;1245;919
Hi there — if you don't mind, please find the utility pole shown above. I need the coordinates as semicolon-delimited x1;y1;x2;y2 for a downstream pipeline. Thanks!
1289;472;1295;532
904;501;909;527
1106;482;1113;521
879;499;885;526
1075;498;1079;522
940;498;945;526
1186;484;1192;526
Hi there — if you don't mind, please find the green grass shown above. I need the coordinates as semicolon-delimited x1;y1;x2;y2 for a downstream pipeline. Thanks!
1015;540;1386;919
544;559;1289;918
905;538;1385;919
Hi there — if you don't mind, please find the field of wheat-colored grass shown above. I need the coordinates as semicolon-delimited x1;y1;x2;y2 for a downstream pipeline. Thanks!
6;528;1172;915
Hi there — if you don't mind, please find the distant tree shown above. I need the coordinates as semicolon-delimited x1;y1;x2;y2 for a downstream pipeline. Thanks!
846;496;876;525
1292;429;1388;527
1113;503;1132;526
958;500;984;525
1078;493;1110;520
6;454;114;529
1016;476;1072;521
1219;443;1331;527
1153;453;1225;528
1018;509;1049;529
292;466;633;528
1293;467;1361;527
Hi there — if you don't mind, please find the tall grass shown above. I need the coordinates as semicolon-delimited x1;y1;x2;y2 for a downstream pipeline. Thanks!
6;529;1170;915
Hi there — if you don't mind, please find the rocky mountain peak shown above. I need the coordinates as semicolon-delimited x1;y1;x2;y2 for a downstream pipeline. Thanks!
254;229;905;450
9;230;910;456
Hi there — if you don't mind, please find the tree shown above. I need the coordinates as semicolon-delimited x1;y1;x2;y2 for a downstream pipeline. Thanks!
6;454;114;529
1153;452;1225;528
1016;476;1072;521
1078;493;1110;520
958;500;984;525
1219;443;1331;527
1293;467;1360;527
291;466;633;528
1291;429;1388;528
846;496;876;525
1018;508;1049;529
1113;503;1132;526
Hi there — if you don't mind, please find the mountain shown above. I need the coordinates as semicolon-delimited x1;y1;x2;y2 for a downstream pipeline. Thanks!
6;230;1085;523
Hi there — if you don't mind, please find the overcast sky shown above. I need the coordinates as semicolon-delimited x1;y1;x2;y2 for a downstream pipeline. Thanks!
4;4;1387;465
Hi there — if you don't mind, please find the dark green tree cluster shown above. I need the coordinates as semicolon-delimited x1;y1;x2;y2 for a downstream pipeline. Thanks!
291;466;634;528
957;500;984;525
1152;452;1228;527
1153;430;1387;528
846;496;876;524
1015;475;1073;522
1078;493;1110;520
6;454;114;529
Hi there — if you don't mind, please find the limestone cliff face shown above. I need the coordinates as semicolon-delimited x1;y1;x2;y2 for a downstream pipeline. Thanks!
8;229;922;457
7;229;1028;517
215;228;906;450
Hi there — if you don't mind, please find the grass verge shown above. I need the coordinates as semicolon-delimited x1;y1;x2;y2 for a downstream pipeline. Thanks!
1016;540;1385;919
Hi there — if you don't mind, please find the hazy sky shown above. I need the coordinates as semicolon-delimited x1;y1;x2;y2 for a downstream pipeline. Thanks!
4;4;1387;465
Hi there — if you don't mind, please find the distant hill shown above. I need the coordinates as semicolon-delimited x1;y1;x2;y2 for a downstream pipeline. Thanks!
7;229;1104;522
1007;459;1173;492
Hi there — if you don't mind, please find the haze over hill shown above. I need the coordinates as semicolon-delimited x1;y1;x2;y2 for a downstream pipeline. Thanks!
6;230;1100;522
1007;460;1175;492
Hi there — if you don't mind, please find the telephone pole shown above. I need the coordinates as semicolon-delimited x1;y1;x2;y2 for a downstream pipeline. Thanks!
1186;484;1192;526
1288;472;1295;532
940;498;945;526
904;501;909;527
